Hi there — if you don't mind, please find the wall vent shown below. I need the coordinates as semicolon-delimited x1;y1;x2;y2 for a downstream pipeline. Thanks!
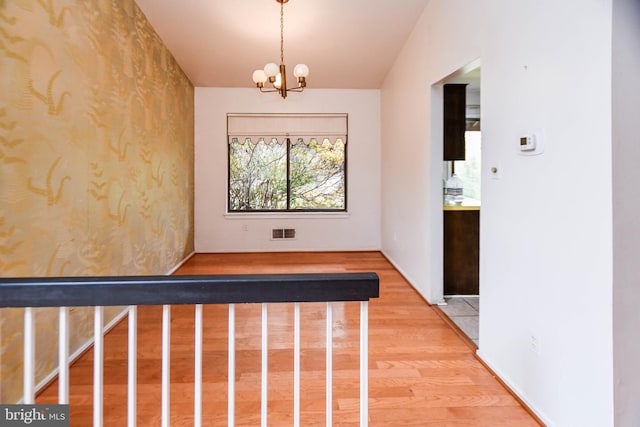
271;228;296;240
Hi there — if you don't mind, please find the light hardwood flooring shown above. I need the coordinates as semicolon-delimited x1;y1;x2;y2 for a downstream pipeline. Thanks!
38;252;542;426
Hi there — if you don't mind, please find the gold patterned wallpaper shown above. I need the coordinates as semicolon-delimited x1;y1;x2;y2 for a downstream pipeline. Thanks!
0;0;195;403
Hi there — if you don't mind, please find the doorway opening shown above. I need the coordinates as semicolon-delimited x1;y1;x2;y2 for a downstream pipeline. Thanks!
434;61;481;347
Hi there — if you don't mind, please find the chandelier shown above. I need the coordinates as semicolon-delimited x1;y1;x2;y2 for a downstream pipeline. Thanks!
251;0;309;99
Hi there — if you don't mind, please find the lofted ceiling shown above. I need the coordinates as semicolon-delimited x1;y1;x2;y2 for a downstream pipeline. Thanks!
134;0;431;89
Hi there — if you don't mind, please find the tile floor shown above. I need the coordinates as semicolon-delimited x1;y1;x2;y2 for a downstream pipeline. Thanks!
438;296;479;346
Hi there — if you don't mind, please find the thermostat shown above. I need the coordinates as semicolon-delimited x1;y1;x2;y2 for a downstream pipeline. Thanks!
520;135;536;151
518;130;544;156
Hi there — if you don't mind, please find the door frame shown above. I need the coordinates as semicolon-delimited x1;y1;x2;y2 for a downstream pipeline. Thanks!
428;59;481;304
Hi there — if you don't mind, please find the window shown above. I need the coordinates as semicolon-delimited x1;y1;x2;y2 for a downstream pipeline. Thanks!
454;131;481;200
227;114;347;212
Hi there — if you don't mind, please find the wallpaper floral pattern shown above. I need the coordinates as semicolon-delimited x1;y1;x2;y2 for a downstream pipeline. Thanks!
0;0;194;403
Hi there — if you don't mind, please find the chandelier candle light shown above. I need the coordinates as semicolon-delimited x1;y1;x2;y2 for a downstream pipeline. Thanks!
252;0;309;99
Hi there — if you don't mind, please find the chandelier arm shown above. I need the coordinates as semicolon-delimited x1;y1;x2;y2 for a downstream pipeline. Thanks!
259;87;281;94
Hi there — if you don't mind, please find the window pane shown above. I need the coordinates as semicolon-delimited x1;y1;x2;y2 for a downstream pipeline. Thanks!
455;131;481;200
290;139;345;209
228;139;287;210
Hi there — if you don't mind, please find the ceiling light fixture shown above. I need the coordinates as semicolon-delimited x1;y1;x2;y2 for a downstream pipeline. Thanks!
252;0;308;99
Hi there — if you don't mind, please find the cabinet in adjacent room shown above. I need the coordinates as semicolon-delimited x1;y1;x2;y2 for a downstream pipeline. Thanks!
443;83;467;161
443;208;479;295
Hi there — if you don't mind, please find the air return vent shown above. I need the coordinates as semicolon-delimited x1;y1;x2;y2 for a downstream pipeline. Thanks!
271;228;296;240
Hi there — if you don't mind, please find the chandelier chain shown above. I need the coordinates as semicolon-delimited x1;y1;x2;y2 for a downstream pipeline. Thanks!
280;1;285;65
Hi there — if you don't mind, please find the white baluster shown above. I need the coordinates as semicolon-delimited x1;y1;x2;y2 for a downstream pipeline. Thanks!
194;304;203;427
326;302;333;427
294;303;300;427
59;307;69;404
261;303;268;427
94;306;104;427
360;301;369;427
161;305;171;427
228;304;235;427
128;306;137;427
23;307;35;404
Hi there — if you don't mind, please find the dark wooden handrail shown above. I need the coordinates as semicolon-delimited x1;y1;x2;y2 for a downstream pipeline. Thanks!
0;273;379;308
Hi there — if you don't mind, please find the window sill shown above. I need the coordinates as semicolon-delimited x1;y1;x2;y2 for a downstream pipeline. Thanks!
225;212;350;220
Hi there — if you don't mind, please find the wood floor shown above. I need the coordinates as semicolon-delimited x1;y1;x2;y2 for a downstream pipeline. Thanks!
38;252;542;426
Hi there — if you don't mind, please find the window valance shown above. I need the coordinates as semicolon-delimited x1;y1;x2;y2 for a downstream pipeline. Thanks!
227;113;347;145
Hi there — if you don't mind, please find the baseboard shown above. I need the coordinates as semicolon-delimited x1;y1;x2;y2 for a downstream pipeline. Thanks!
381;250;546;426
379;250;442;305
475;350;550;426
380;250;416;287
196;248;381;254
431;304;478;352
26;253;195;403
167;251;195;275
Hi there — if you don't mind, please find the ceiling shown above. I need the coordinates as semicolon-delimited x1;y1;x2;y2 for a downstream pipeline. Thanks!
134;0;431;89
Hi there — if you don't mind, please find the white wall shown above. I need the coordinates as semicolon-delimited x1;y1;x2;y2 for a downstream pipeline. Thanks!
195;88;381;252
381;1;613;426
612;0;640;425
